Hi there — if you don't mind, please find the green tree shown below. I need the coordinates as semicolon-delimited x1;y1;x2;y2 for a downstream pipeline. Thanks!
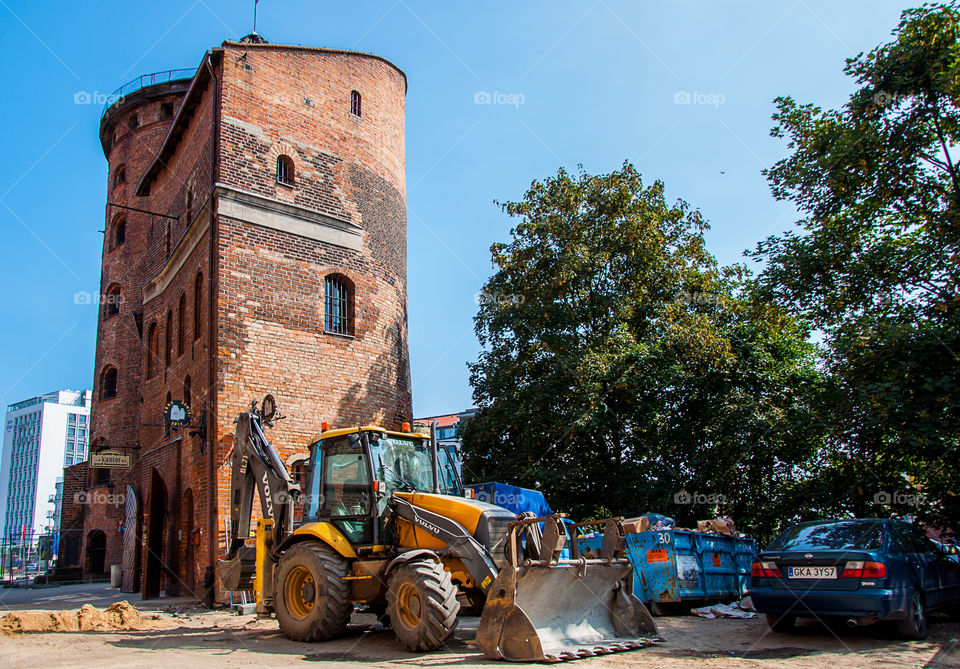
752;2;960;525
463;163;823;539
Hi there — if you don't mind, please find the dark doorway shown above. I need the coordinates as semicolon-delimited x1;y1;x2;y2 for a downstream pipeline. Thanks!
144;470;167;599
183;488;195;595
86;530;107;576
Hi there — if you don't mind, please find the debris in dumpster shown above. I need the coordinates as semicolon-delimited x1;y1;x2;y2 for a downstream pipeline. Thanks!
623;513;675;534
690;597;757;619
696;517;737;536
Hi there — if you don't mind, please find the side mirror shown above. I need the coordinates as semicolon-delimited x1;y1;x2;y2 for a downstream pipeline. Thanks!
261;394;276;423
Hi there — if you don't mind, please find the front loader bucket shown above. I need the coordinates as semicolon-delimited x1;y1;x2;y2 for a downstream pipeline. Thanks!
476;558;660;662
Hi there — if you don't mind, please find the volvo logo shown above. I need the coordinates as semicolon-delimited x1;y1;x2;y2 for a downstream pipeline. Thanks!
263;472;274;518
415;516;442;535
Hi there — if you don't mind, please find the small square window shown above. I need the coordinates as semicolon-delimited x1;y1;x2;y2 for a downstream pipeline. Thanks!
160;102;174;119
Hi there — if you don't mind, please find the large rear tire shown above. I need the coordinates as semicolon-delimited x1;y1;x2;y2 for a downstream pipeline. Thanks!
274;542;353;641
386;560;460;651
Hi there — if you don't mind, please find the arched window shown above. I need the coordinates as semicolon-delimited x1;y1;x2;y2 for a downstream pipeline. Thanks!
165;309;173;368
99;366;118;400
183;376;191;414
351;90;362;117
103;284;121;320
193;272;203;341
276;155;294;186
114;164;126;187
111;215;126;250
177;292;186;356
164;391;172;437
147;322;158;379
324;274;354;336
127;113;139;130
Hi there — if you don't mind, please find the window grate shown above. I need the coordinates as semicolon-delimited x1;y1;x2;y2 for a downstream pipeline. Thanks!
325;275;352;335
351;90;362;117
276;155;294;185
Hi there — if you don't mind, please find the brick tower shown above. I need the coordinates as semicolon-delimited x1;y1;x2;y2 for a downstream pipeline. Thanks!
60;37;411;600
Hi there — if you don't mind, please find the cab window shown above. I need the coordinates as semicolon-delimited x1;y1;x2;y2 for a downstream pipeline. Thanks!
438;446;462;495
320;437;372;543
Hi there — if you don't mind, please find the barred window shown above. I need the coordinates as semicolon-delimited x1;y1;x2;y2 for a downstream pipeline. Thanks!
276;155;294;185
324;275;353;336
351;90;362;117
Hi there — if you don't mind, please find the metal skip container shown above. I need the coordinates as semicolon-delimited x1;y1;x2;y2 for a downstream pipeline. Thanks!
476;516;662;662
579;527;757;610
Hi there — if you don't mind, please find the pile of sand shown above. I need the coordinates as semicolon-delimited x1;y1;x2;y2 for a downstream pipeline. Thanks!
0;601;178;635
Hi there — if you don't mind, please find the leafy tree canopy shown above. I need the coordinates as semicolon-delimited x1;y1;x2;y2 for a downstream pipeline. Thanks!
752;2;960;525
463;163;823;539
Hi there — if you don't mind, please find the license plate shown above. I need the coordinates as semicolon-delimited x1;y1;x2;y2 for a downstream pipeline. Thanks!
788;566;836;579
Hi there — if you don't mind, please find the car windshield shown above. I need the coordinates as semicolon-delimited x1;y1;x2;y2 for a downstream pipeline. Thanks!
769;521;884;551
373;436;435;493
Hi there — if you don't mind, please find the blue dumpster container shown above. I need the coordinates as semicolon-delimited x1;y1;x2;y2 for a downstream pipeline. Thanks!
578;528;757;608
466;482;553;516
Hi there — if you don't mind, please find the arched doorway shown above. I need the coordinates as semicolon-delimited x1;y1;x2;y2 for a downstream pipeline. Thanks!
183;489;195;595
144;470;167;599
86;530;107;577
121;486;139;592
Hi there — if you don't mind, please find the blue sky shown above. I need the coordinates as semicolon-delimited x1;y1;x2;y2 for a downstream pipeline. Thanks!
0;0;918;418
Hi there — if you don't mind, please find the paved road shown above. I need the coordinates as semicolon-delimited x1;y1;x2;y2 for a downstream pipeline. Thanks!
0;584;957;667
0;582;199;611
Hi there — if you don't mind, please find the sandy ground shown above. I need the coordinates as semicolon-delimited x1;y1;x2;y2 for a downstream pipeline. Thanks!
0;605;956;669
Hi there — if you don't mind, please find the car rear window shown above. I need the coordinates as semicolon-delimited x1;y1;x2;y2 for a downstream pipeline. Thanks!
769;521;884;551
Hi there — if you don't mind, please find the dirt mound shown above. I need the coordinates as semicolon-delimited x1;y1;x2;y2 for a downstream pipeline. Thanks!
0;601;177;635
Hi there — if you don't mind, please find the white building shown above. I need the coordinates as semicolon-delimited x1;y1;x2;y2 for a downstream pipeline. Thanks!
0;390;92;543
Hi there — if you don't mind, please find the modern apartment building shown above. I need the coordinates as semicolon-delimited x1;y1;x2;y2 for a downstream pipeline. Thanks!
0;390;92;542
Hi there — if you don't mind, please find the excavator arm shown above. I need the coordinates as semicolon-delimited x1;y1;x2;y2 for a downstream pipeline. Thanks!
217;400;299;592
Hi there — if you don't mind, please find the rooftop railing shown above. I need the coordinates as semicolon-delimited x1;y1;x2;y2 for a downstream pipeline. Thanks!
101;68;196;118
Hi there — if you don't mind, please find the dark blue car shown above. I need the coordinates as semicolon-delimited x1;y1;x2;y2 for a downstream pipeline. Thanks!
750;518;960;640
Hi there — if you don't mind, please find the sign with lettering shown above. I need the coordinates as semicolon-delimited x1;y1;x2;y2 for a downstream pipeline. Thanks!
90;449;132;469
164;400;191;428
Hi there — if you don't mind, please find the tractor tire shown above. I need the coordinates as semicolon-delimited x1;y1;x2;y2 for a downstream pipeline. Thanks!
386;560;460;651
274;542;353;642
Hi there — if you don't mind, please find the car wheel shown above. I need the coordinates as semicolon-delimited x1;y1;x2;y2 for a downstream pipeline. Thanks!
766;612;796;633
896;590;927;640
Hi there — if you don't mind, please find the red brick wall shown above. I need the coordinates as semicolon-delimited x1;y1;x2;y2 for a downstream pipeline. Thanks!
83;42;411;602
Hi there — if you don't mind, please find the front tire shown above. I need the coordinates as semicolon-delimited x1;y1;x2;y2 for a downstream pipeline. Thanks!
897;590;927;640
386;560;460;651
274;542;353;641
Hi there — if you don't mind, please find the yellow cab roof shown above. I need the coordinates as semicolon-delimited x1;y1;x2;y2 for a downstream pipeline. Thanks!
309;425;428;445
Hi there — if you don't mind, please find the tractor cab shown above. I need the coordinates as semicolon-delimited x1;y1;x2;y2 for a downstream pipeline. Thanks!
302;425;465;546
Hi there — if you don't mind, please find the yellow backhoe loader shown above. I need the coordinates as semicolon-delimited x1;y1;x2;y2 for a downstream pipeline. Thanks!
217;396;660;662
